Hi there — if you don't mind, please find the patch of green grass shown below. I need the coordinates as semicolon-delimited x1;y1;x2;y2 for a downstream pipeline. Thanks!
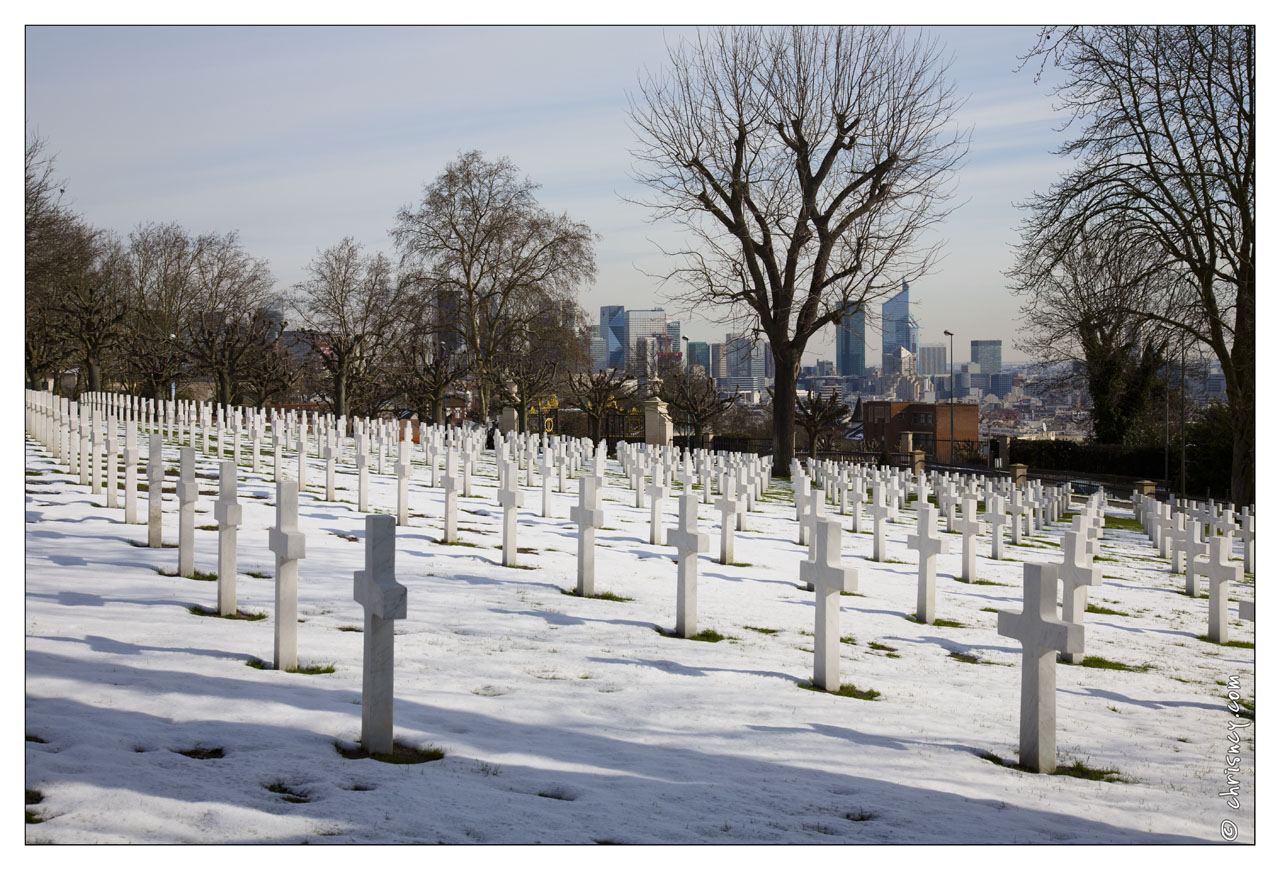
883;558;911;564
188;604;266;620
980;607;999;613
844;808;877;822
337;625;363;632
1086;603;1131;617
1052;759;1131;783
1197;635;1254;649
840;635;856;645
800;681;880;700
334;741;445;764
26;788;43;805
907;615;967;628
196;524;219;531
948;651;982;664
868;641;898;652
725;561;753;568
494;545;538;554
968;579;1007;586
560;588;634;602
978;751;1129;782
244;571;271;578
1104;515;1144;532
654;626;729;643
26;734;47;743
191;569;218;582
744;625;779;635
25;470;44;476
265;782;310;803
1074;656;1152;672
1093;555;1118;562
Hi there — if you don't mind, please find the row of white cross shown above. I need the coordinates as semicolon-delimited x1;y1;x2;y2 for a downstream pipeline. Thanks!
25;388;1256;774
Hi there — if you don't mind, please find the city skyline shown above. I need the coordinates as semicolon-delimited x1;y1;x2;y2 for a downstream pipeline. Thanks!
25;24;1071;363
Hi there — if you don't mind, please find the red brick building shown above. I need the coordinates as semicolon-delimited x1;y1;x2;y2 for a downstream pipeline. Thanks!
860;400;980;463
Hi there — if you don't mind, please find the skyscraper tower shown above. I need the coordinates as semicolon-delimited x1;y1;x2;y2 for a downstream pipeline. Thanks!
881;280;918;372
970;340;1003;375
600;306;625;370
835;303;866;377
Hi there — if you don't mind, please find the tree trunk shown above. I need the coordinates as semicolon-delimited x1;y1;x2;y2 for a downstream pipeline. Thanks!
771;352;799;477
333;371;348;419
432;397;445;426
86;357;103;393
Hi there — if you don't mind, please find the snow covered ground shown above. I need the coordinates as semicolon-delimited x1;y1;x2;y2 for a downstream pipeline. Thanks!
24;436;1255;844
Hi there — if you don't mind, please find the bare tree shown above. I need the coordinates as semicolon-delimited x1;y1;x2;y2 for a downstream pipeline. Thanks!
563;368;637;442
391;150;596;422
291;238;405;418
657;363;736;446
237;310;301;408
387;293;472;424
117;223;206;400
1018;25;1254;503
1010;228;1174;446
183;231;277;406
629;26;966;475
49;224;131;394
26;135;84;391
795;388;851;453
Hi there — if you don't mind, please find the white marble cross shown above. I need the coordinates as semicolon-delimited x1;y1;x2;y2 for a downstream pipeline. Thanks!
571;476;605;596
955;496;986;582
907;503;949;624
123;421;140;524
799;517;858;692
647;476;669;546
323;431;338;502
667;491;710;638
268;478;306;671
147;434;164;547
538;450;555;518
1182;520;1210;596
296;427;308;493
105;417;121;509
1057;521;1100;664
715;478;744;565
395;441;411;527
356;433;370;512
867;485;893;562
176;447;197;578
998;563;1085;773
440;457;462;545
497;458;524;567
354;513;408;756
1196;535;1242;644
214;461;243;616
1240;508;1255;574
1010;490;1031;546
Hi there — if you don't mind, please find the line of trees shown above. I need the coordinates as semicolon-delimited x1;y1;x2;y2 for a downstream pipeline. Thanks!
26;138;749;441
1009;25;1254;504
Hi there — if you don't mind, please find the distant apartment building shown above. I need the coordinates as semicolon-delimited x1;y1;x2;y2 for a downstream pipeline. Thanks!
917;342;947;377
970;339;1003;375
686;341;710;374
861;400;980;463
835;303;866;377
623;308;668;370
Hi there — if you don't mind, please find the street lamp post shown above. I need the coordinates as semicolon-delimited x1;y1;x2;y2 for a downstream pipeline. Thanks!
943;330;954;465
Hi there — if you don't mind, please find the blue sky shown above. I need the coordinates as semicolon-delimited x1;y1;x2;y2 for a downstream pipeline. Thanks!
25;24;1072;365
